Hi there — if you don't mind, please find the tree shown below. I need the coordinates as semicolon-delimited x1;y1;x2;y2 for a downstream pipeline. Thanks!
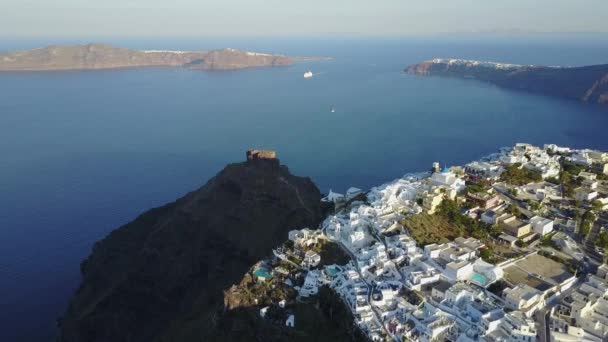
465;184;486;194
284;240;294;249
479;248;497;264
437;198;460;219
509;204;521;217
560;171;572;184
501;164;543;185
595;231;608;249
580;210;596;238
489;224;503;237
591;200;604;213
540;233;557;248
470;224;489;239
562;160;585;175
530;202;541;211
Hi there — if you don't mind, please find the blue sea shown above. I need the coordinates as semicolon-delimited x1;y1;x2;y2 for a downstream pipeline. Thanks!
1;35;608;341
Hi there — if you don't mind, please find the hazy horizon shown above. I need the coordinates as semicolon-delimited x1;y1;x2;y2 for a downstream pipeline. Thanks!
3;32;608;54
3;0;608;37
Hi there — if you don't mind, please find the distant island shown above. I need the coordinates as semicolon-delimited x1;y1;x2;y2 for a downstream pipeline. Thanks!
406;59;608;105
0;43;303;71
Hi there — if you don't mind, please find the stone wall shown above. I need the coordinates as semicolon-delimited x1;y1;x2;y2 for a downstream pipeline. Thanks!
246;149;277;161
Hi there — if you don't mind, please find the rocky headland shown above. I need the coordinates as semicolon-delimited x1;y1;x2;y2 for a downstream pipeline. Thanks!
406;59;608;105
58;150;328;342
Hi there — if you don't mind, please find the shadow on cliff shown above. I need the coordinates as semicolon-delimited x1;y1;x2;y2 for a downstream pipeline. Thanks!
206;286;368;342
58;153;330;342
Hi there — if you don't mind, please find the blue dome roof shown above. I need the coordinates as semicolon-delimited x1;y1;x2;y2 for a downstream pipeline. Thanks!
442;166;451;173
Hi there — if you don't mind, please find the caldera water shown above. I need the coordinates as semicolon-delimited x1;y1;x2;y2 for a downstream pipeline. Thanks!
1;35;608;341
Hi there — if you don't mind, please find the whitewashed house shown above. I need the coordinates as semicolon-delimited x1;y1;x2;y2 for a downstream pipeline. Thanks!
321;189;345;203
503;284;542;314
530;216;554;236
303;250;321;268
444;260;474;282
346;187;363;200
430;167;466;193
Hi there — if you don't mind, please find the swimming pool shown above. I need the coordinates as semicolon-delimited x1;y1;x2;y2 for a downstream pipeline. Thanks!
326;265;341;277
471;273;489;286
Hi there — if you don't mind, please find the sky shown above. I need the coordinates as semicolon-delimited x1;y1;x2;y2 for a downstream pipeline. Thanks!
2;0;608;37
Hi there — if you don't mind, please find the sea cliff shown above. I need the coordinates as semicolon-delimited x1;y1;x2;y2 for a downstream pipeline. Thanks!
406;59;608;105
58;150;326;342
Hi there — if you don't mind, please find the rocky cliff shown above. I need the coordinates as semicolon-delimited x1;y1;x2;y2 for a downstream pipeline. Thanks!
0;44;293;71
406;59;608;105
58;151;324;342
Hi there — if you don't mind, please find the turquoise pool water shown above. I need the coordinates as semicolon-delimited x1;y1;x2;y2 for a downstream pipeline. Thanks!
471;273;489;286
326;265;341;277
253;268;273;279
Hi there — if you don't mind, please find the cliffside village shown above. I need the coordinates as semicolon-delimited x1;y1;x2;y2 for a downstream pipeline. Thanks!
247;143;608;342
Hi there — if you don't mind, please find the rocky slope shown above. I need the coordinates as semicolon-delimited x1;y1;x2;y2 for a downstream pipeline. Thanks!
58;151;324;342
0;44;292;71
406;59;608;105
206;267;366;342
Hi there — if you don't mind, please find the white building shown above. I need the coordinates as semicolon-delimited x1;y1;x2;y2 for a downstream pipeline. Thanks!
551;275;608;341
530;216;554;236
288;228;319;247
465;161;503;180
430;167;466;193
499;311;537;341
570;150;593;166
321;189;345;203
503;284;542;314
481;310;505;335
575;188;599;202
299;270;321;297
544;144;572;154
444;260;474;282
350;230;373;249
552;232;585;261
346;187;363;200
303;250;321;268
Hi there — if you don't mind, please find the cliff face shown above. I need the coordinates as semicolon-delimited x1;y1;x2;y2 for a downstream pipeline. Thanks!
58;153;324;342
406;59;608;105
0;44;293;71
189;49;292;70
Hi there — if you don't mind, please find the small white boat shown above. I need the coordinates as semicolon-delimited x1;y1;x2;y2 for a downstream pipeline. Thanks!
330;106;336;113
303;70;313;78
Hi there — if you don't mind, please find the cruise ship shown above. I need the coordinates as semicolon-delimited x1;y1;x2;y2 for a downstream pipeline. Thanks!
303;70;313;78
